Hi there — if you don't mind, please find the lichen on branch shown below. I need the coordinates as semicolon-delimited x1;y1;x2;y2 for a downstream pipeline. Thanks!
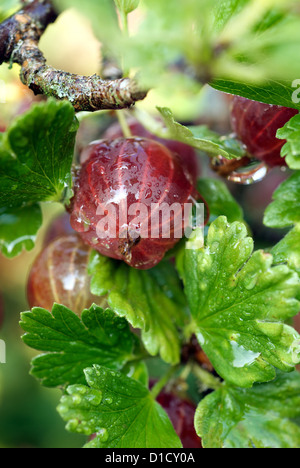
0;0;147;111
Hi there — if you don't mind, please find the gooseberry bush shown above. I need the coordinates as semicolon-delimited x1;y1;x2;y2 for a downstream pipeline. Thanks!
2;0;300;449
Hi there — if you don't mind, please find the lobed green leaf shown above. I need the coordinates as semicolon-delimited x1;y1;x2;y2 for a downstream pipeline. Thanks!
272;224;300;277
0;99;77;257
197;178;244;223
88;254;189;365
264;172;300;228
196;371;300;448
20;304;139;387
58;365;182;448
277;113;300;170
183;217;300;387
0;205;42;258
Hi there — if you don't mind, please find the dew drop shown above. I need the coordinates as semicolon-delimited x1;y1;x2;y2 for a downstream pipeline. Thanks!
97;428;109;443
76;385;88;395
116;322;126;330
197;331;206;346
144;188;152;199
71;394;82;405
80;421;92;435
66;419;79;431
244;274;258;291
87;389;103;406
230;341;260;368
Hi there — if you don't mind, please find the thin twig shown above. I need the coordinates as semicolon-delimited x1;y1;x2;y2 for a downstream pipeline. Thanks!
0;0;147;112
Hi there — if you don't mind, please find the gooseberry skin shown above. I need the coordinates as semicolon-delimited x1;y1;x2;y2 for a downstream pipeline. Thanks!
71;138;199;270
0;294;4;328
230;96;298;167
156;391;202;449
27;235;101;315
82;119;199;185
44;212;75;246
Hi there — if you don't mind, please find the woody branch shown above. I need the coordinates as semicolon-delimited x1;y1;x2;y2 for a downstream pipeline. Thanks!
0;0;147;112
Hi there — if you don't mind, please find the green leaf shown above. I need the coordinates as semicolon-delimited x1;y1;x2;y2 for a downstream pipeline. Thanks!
195;371;300;448
183;217;300;387
0;99;77;208
89;254;189;365
121;361;149;387
272;225;300;277
264;172;300;228
114;0;139;16
211;79;300;111
154;107;244;159
0;99;77;257
0;0;20;22
197;178;244;222
277;113;300;170
0;204;42;257
58;365;182;448
20;304;138;387
213;0;250;31
264;172;300;287
212;2;300;90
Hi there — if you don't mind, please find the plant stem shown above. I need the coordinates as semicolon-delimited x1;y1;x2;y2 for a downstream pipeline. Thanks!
192;364;222;391
0;0;146;111
120;11;130;77
150;366;180;399
179;363;192;381
117;110;132;137
121;11;129;37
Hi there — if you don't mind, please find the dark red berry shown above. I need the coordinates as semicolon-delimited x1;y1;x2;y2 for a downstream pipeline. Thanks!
0;294;4;328
156;391;202;449
230;96;298;167
71;138;199;270
294;313;300;336
44;212;75;246
27;235;101;315
98;118;199;185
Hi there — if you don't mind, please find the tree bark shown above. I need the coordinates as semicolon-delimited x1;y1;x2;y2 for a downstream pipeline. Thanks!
0;0;147;112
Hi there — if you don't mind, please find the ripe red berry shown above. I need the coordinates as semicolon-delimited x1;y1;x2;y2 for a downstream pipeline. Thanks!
71;138;200;270
98;118;200;185
44;212;75;246
27;235;101;315
0;294;4;328
230;96;298;167
156;391;202;449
